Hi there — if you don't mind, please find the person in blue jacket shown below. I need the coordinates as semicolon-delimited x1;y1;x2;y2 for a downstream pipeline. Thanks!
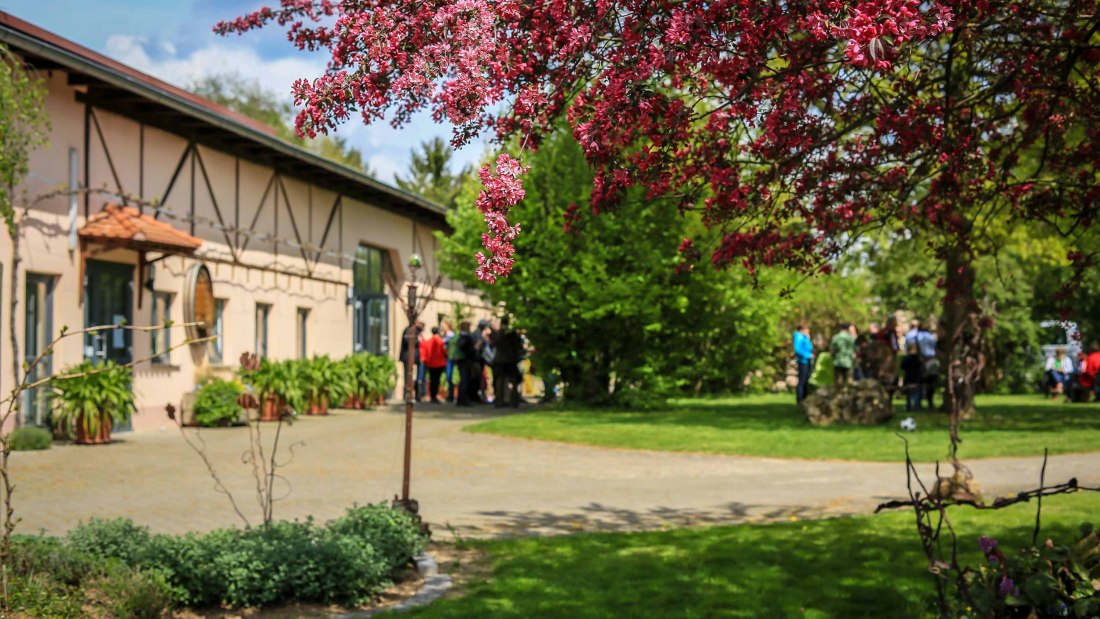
793;324;814;403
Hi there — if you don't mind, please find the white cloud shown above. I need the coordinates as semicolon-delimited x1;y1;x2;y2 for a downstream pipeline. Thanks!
104;34;322;102
367;153;401;184
102;34;492;180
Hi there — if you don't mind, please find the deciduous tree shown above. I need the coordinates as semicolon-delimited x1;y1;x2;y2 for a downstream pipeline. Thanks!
218;0;1100;450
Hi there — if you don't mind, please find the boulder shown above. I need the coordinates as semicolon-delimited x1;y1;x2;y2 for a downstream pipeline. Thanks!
802;379;895;427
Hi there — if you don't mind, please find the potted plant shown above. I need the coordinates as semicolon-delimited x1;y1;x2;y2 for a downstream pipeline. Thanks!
243;359;302;421
50;360;135;445
343;353;396;409
301;356;353;415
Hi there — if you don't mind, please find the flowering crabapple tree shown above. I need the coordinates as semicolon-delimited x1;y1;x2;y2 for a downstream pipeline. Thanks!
218;0;1100;452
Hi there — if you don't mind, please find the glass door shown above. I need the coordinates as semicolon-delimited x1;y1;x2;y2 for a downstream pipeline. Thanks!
84;260;134;432
353;295;389;355
23;274;54;427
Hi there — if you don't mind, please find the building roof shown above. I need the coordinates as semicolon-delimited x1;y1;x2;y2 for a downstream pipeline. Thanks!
0;11;450;227
80;203;203;253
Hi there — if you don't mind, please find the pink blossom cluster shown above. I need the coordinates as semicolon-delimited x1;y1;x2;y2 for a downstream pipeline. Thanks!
216;0;1100;293
473;154;528;283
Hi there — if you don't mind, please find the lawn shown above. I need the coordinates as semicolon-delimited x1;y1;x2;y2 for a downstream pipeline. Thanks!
395;492;1100;619
466;394;1100;462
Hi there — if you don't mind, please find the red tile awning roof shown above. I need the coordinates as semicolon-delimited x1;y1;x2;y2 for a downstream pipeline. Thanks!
80;204;202;253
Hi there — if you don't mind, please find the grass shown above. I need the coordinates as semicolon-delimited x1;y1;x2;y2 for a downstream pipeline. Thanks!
394;492;1100;619
466;394;1100;462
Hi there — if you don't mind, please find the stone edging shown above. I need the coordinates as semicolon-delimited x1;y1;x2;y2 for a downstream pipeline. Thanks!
338;553;453;618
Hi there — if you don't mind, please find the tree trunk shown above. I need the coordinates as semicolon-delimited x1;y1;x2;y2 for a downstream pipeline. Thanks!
8;219;20;429
941;245;981;459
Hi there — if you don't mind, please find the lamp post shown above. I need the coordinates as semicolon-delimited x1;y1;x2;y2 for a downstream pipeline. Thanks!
400;253;423;505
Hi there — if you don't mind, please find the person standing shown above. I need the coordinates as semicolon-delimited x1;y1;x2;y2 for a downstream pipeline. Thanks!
441;321;457;402
491;316;524;407
906;320;939;409
900;343;924;411
454;322;477;406
423;327;448;403
792;324;814;403
830;323;857;385
399;321;424;401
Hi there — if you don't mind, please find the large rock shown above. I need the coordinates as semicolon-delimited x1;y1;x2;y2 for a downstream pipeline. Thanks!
802;379;895;426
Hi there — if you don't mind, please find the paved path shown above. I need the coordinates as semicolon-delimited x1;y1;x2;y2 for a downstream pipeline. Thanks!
11;403;1100;537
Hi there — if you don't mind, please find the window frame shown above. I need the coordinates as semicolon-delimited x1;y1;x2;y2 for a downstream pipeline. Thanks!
255;303;271;359
150;291;173;365
209;298;226;364
296;307;310;359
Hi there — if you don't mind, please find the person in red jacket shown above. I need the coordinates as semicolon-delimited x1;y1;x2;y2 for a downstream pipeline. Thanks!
1078;342;1100;401
422;326;449;403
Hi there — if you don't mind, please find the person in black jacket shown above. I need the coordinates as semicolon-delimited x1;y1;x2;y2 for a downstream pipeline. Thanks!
491;316;524;408
455;321;478;406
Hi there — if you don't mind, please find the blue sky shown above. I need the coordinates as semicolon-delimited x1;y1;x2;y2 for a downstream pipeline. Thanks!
0;0;489;182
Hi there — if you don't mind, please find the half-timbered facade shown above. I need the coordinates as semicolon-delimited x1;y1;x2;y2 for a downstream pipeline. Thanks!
0;12;488;432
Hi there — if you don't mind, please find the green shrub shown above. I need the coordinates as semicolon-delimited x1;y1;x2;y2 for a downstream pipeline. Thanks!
192;378;244;427
331;503;426;572
67;517;152;565
11;535;103;586
95;563;174;619
10;534;172;618
9;572;84;618
15;504;423;611
8;426;52;451
208;518;388;607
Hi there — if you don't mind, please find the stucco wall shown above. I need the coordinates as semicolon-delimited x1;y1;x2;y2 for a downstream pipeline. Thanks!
0;64;491;434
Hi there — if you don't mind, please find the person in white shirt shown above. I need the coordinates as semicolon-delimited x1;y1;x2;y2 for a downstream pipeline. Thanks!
1045;348;1075;396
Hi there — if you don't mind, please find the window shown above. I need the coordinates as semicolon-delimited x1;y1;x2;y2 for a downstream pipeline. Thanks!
353;245;387;295
297;308;309;359
209;299;226;364
151;292;172;364
255;303;271;358
353;245;390;355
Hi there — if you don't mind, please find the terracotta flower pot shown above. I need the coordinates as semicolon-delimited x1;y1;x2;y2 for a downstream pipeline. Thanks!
308;395;329;416
259;395;285;422
344;394;363;409
74;410;113;445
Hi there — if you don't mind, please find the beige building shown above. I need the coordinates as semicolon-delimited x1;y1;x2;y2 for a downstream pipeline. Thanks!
0;13;487;433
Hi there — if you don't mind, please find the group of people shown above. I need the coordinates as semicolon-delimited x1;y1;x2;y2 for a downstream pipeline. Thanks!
399;317;528;408
1044;345;1100;401
792;318;942;411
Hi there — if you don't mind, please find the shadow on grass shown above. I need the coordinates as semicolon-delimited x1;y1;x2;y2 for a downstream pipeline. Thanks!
401;506;1092;619
450;502;826;538
401;515;931;618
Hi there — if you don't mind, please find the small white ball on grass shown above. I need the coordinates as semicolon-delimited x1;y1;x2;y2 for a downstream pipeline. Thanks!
899;417;917;432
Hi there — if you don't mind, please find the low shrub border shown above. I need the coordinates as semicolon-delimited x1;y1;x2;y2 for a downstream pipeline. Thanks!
9;503;427;617
8;426;52;451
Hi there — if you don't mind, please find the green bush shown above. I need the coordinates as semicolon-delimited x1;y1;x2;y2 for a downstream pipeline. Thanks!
9;572;84;618
192;378;244;427
10;534;172;618
94;563;174;619
32;503;427;610
67;517;152;565
330;502;426;572
11;535;103;586
8;426;52;451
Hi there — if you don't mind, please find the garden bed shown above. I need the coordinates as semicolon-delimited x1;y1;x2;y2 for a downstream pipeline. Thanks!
8;503;427;618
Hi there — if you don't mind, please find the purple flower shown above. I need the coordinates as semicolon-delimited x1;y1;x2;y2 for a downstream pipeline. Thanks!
999;575;1016;596
978;536;998;558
